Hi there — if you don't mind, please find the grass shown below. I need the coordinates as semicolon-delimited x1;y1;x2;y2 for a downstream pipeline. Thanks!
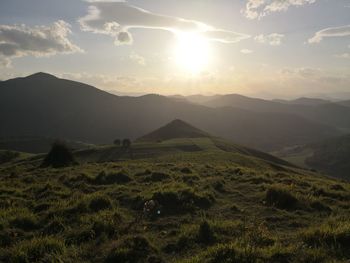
0;138;349;262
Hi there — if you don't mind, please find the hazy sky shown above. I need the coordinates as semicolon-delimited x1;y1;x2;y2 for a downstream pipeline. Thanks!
0;0;349;98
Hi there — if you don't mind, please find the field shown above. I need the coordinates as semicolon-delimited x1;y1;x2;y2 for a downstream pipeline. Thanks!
1;138;350;262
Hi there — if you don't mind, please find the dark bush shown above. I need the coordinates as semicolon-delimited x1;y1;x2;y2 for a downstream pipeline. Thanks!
41;140;76;168
265;186;299;210
113;139;121;146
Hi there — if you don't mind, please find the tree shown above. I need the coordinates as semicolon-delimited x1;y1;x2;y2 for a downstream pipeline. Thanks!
122;139;131;148
114;139;121;146
41;140;76;168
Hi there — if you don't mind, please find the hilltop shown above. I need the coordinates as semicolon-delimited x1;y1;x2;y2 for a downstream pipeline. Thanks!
136;119;210;142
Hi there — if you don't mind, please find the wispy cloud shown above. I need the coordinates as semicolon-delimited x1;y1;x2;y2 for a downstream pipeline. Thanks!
308;25;350;44
255;33;284;46
335;53;350;59
240;49;253;54
79;1;250;45
243;0;317;19
0;20;82;67
129;51;146;65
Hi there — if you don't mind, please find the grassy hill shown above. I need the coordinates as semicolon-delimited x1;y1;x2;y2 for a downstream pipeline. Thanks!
136;119;211;142
0;131;349;262
0;73;340;151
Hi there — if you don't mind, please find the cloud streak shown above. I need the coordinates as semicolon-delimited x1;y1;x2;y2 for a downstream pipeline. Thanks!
79;1;250;45
243;0;317;19
255;33;284;45
308;25;350;44
0;20;82;67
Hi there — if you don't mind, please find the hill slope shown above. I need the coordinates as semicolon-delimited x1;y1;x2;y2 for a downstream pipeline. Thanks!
0;136;349;262
0;73;340;151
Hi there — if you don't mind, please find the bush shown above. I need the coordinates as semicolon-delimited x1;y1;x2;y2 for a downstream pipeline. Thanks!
265;185;299;210
41;140;76;168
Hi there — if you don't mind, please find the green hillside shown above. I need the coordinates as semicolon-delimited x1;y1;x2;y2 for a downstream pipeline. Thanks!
1;134;349;262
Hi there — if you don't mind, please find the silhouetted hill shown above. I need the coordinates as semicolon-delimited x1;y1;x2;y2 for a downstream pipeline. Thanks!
193;94;350;130
0;73;340;151
137;119;210;142
274;97;331;106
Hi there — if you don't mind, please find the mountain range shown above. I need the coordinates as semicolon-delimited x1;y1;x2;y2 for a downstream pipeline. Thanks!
0;73;344;152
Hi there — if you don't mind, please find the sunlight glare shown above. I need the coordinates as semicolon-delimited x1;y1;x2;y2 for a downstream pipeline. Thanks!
173;32;210;75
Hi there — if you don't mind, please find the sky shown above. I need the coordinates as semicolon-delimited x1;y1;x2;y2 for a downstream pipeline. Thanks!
0;0;349;99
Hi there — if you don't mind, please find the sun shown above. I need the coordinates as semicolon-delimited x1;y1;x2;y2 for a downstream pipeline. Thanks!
173;32;211;75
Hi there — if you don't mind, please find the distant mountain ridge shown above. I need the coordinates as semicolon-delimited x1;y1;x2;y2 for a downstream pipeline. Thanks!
0;73;341;151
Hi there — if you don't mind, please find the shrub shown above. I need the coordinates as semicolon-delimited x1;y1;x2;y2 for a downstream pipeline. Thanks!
41;140;76;168
265;185;299;210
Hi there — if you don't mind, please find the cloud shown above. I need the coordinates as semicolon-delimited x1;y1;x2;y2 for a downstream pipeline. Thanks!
335;53;350;59
243;0;317;19
255;33;284;45
308;25;350;44
129;51;146;65
240;49;253;54
0;20;82;67
79;1;250;45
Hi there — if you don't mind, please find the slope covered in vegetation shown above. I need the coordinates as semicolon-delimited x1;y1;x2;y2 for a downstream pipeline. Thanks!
0;138;349;262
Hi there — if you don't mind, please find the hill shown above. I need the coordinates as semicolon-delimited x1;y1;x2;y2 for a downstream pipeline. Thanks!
0;133;349;262
136;119;210;142
76;120;293;168
0;73;340;151
274;134;350;180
